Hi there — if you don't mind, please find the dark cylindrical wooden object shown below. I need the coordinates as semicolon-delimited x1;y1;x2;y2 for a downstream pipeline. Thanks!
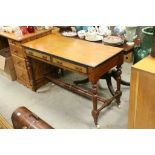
11;106;54;129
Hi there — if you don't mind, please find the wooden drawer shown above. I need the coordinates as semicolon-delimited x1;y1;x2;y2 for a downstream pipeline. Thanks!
9;43;25;58
12;55;27;70
124;52;133;63
14;65;30;83
25;49;51;61
52;58;87;74
8;39;21;46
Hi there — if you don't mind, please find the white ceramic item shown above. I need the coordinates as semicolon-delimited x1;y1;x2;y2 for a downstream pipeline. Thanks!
95;26;112;36
85;35;103;42
77;30;86;39
125;26;137;42
85;31;97;40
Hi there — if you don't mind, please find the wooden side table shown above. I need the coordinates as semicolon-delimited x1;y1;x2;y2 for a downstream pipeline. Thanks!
22;34;124;126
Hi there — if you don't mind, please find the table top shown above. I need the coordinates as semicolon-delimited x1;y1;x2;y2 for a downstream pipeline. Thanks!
132;55;155;74
0;29;52;41
23;34;123;67
52;27;140;54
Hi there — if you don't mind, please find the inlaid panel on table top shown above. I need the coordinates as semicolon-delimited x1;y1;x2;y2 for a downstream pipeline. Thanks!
0;29;52;41
23;34;123;67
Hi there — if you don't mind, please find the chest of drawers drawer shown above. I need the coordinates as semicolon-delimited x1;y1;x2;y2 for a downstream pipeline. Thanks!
53;58;87;74
25;49;51;61
12;55;27;70
9;43;25;58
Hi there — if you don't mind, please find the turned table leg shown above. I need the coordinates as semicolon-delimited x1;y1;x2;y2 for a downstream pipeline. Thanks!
110;69;130;86
91;83;99;126
115;65;122;106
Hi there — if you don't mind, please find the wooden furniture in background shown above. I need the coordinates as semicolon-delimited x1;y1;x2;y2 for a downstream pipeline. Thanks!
128;56;155;128
0;29;53;90
124;52;133;63
22;34;124;126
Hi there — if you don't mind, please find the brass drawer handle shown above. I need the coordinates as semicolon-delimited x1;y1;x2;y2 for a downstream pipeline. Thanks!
56;61;63;65
42;55;47;60
28;51;33;56
75;66;82;71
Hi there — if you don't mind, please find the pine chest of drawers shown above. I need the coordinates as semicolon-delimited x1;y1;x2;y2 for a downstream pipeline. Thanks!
128;56;155;128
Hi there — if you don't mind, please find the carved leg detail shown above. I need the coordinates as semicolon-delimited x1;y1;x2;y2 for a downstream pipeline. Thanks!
25;57;36;91
91;83;99;126
111;69;130;86
115;65;122;106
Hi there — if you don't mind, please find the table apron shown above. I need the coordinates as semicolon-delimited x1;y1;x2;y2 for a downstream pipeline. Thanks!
88;52;124;83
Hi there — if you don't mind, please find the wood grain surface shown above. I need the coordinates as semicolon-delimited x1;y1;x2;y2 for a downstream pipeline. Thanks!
23;34;123;67
128;56;155;128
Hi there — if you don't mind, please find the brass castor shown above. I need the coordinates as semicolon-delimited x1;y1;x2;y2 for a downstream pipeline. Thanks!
96;124;100;129
117;104;121;109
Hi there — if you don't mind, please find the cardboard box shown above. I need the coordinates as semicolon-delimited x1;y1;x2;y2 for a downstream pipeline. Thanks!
0;48;17;81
